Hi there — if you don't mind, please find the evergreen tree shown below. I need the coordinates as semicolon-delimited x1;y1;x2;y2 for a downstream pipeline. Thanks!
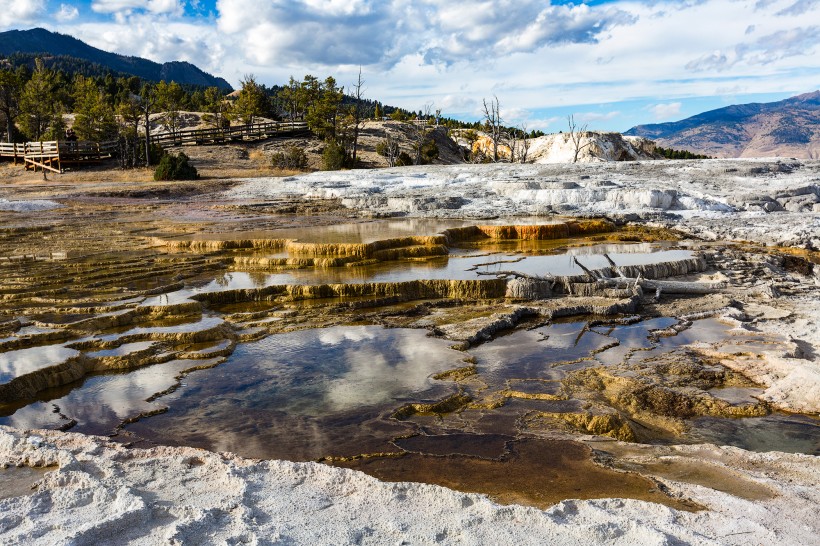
305;76;343;141
19;59;64;140
72;75;117;141
203;86;230;129
0;67;24;142
234;74;267;125
155;80;184;135
117;92;143;167
277;76;301;120
139;83;158;166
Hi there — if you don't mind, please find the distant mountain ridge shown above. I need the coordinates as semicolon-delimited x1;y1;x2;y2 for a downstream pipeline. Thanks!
625;91;820;159
0;28;232;91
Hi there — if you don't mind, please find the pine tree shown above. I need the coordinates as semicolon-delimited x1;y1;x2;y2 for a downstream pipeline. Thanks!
0;67;24;142
277;77;301;120
305;76;343;141
117;93;143;167
234;75;267;125
72;75;117;141
19;59;63;141
203;86;230;129
139;83;158;166
155;80;184;136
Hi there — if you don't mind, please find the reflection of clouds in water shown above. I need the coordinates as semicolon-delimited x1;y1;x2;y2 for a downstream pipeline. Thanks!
2;360;192;432
567;243;654;255
321;330;461;412
539;323;588;349
317;327;379;345
0;345;79;382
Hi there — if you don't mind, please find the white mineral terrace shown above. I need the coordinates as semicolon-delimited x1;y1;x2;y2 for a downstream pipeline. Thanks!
1;426;818;546
1;159;819;545
226;160;820;249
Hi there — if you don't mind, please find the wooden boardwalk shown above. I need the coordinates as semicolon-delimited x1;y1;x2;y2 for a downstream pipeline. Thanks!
0;140;118;173
152;120;309;147
0;120;310;173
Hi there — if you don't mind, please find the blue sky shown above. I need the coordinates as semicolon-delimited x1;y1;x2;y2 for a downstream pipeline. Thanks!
1;0;818;131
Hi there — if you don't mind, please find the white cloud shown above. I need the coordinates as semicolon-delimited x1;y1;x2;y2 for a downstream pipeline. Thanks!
0;0;45;28
776;0;820;16
437;94;477;114
22;0;818;131
575;111;621;124
648;102;682;120
686;26;820;71
64;17;224;75
215;0;637;69
57;3;80;22
686;50;731;71
525;117;562;131
91;0;184;16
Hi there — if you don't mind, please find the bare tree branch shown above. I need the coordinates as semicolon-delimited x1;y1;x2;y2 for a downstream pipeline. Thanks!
482;95;503;162
567;114;592;163
349;67;365;164
519;122;531;163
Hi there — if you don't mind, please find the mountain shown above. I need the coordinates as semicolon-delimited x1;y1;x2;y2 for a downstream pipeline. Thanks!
625;91;820;159
0;28;232;91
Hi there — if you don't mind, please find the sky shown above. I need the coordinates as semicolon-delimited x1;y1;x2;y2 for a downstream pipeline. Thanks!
1;0;819;132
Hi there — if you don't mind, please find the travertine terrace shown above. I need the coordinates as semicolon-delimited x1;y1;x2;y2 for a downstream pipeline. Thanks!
0;158;818;544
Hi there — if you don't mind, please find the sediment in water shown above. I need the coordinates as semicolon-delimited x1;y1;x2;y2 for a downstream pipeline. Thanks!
193;279;510;305
441;220;615;243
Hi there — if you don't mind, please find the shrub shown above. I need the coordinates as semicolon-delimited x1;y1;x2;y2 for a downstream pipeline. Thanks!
396;151;413;166
420;140;439;164
271;145;308;170
146;143;165;165
320;140;348;171
153;152;199;181
654;146;711;160
375;139;398;158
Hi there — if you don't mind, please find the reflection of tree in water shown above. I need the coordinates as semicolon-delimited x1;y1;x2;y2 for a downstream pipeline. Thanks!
248;270;268;287
213;273;231;288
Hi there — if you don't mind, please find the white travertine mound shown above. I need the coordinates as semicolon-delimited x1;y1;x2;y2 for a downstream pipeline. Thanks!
731;298;820;413
0;198;61;212
226;160;820;248
1;427;818;545
526;133;657;163
468;132;657;163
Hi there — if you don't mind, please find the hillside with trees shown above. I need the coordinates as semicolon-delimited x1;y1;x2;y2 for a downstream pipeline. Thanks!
0;28;232;90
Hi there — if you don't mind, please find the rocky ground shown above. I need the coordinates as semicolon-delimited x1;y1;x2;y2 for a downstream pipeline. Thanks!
0;156;818;545
1;426;818;545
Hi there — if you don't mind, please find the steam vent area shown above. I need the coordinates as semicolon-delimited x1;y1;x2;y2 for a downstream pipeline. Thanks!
1;161;820;545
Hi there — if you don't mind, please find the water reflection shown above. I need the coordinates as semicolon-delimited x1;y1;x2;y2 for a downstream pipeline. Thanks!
171;217;556;245
689;414;820;455
0;359;198;434
149;248;695;296
469;322;613;382
124;327;465;460
0;345;79;383
592;317;677;365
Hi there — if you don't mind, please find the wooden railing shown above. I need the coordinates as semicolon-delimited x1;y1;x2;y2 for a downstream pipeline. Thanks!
0;120;310;173
57;140;119;161
0;140;119;173
152;121;309;147
0;142;23;161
